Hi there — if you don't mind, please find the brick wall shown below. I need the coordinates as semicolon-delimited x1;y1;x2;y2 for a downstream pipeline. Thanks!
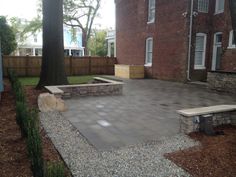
116;0;189;81
191;0;236;81
116;0;236;82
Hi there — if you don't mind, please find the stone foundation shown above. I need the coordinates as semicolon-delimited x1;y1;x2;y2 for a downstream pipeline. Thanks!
180;111;236;134
207;71;236;94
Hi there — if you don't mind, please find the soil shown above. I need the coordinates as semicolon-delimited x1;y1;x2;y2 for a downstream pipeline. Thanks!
165;125;236;177
0;81;71;177
0;81;32;177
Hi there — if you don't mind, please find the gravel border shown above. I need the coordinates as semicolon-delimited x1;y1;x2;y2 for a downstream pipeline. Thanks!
40;111;199;177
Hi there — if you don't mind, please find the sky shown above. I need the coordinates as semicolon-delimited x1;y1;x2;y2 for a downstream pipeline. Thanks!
0;0;115;29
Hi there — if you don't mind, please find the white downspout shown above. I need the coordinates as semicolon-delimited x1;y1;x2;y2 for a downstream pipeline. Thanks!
187;0;194;81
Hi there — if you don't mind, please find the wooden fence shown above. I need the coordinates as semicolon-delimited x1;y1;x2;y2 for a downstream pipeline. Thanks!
2;56;117;77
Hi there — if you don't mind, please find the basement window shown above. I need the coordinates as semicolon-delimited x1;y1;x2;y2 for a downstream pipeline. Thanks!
145;37;153;66
198;0;209;13
228;30;236;49
215;0;225;14
148;0;156;23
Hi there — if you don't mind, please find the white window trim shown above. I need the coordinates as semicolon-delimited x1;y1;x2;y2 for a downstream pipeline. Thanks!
228;30;236;49
215;0;225;14
145;37;153;66
211;32;223;70
198;0;209;13
147;0;156;24
194;33;207;70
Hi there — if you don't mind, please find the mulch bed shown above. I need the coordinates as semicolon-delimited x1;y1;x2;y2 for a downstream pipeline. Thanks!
165;125;236;177
0;81;32;177
0;81;71;176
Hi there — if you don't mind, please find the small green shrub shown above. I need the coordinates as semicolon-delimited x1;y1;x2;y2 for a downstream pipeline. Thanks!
15;87;26;103
9;69;66;177
44;162;65;177
27;111;44;177
16;101;28;136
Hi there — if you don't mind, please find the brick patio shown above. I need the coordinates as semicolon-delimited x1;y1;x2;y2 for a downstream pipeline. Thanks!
62;78;236;150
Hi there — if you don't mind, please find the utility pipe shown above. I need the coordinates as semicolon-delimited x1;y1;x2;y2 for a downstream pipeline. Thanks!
187;0;194;81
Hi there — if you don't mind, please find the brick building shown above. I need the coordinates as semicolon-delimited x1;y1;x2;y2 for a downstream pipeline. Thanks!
115;0;236;82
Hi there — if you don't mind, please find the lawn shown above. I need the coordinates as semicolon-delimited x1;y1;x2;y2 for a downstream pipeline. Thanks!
19;75;95;86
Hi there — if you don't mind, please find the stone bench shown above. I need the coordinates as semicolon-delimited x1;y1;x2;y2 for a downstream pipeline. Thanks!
45;77;123;98
177;105;236;134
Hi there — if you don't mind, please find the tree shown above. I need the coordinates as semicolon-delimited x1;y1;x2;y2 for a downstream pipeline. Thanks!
88;29;107;56
63;0;101;55
0;16;17;55
21;0;101;55
37;0;68;88
229;0;236;42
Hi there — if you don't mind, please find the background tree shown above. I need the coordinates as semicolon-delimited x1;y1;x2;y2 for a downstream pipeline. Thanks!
229;0;236;42
88;29;107;56
63;0;101;55
0;16;17;55
22;0;101;55
37;0;68;88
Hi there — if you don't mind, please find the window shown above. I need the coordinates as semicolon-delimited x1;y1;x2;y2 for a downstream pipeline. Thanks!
35;48;42;56
145;37;153;66
215;0;224;14
198;0;209;13
194;33;207;69
148;0;155;23
228;30;236;48
33;35;37;43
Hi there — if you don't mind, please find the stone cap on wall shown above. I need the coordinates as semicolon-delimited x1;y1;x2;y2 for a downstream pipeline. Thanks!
177;105;236;117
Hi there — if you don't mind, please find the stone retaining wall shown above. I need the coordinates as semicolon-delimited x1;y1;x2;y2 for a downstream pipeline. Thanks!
180;111;236;134
207;72;236;94
60;84;123;98
45;77;123;99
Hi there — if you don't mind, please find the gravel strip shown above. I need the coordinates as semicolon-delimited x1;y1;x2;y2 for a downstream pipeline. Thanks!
40;111;199;177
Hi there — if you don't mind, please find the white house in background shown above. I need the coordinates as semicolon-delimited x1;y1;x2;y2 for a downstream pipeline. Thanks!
106;30;116;57
15;26;84;57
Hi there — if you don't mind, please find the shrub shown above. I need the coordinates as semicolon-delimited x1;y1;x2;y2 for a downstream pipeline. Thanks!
44;162;65;177
15;87;26;103
16;101;28;136
9;70;66;177
27;110;44;177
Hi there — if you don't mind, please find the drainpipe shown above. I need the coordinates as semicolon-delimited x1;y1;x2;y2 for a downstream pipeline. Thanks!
187;0;194;81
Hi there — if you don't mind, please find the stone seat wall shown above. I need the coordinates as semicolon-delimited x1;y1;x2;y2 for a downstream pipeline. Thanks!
178;105;236;134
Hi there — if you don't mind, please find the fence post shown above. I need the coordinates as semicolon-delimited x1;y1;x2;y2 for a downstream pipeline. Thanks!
89;57;91;75
106;57;109;74
26;56;29;76
69;56;73;76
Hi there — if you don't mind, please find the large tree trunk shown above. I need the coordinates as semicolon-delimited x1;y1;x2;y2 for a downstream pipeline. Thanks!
229;0;236;42
37;0;68;88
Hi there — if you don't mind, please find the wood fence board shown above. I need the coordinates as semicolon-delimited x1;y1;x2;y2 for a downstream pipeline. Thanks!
3;56;116;77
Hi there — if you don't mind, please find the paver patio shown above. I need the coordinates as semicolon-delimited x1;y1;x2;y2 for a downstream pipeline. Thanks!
62;78;236;150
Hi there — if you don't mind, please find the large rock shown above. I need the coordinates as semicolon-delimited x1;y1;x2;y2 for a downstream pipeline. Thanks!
38;93;67;112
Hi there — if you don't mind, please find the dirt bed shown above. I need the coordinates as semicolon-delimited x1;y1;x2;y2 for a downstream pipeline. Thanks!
165;125;236;177
0;81;32;177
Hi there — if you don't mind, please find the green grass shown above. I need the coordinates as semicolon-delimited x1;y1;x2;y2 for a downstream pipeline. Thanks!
19;75;95;86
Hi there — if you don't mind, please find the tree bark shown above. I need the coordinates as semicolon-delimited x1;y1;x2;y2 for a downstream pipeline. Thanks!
229;0;236;42
37;0;68;89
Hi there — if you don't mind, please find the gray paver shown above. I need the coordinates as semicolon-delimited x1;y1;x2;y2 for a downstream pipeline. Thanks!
62;78;236;150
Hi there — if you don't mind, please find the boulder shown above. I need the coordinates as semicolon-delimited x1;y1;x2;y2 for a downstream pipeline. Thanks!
38;93;67;112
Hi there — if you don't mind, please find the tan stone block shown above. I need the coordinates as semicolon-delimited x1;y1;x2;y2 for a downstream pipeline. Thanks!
38;93;67;112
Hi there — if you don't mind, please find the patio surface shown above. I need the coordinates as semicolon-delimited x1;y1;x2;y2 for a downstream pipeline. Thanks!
62;78;236;151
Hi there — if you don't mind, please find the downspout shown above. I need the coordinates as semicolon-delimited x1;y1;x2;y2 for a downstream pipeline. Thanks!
187;0;194;81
